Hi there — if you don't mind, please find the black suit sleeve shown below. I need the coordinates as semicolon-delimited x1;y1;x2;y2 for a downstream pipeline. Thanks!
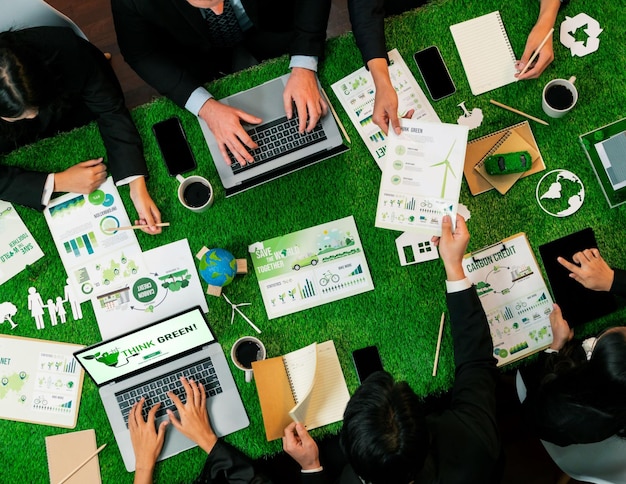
288;0;332;58
112;0;205;108
196;440;271;483
610;268;626;296
0;164;48;210
347;0;388;65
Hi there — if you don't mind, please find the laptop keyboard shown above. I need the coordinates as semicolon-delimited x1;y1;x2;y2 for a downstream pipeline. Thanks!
115;358;222;428
229;113;327;173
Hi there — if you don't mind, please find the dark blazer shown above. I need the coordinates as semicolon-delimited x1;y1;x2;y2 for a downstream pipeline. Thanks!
348;0;388;66
521;268;626;446
194;440;272;484
302;286;502;484
112;0;331;108
0;27;147;210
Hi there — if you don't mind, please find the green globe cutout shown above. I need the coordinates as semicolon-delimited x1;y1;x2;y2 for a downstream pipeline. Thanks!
88;190;106;205
198;248;237;288
536;169;584;217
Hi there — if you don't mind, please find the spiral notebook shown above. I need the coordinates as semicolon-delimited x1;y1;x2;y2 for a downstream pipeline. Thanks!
450;11;518;96
464;121;545;195
252;341;350;440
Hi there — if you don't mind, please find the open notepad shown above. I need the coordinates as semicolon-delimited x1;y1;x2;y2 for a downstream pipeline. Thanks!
450;11;518;96
252;341;350;441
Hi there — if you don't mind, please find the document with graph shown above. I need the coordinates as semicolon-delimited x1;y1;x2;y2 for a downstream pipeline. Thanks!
463;233;554;366
44;177;146;303
0;334;84;428
331;49;440;170
375;118;468;236
248;216;374;319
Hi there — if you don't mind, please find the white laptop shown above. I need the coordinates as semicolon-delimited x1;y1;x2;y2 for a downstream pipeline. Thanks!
198;73;349;196
74;306;249;471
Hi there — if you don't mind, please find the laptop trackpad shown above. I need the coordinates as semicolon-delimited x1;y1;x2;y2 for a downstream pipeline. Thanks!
225;77;286;121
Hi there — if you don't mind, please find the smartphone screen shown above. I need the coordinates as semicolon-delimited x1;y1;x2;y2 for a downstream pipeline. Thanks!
152;117;197;176
352;345;384;383
413;46;456;101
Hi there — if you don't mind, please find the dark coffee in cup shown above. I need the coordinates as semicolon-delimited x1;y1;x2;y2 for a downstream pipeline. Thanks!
545;84;574;110
234;340;263;369
183;181;211;208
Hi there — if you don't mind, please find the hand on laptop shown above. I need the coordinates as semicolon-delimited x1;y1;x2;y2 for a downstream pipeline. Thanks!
199;98;261;166
557;248;615;292
167;377;218;455
129;398;168;483
283;67;328;134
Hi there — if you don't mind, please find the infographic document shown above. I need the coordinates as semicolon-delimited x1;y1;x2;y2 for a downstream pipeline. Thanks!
0;334;84;428
331;49;440;169
463;233;554;366
375;119;469;236
249;216;374;319
44;177;145;303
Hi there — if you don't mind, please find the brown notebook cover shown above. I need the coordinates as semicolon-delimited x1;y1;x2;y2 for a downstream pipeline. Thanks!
464;121;545;195
45;429;102;484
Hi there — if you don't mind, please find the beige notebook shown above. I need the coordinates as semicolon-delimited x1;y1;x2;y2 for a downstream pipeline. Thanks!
252;341;350;441
464;121;544;195
45;429;102;484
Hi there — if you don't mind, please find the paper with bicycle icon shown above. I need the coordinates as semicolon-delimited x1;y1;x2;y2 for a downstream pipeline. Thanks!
375;119;469;236
248;216;374;319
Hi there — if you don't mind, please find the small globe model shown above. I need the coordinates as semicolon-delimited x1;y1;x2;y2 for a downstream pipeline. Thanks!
198;248;238;288
536;169;584;217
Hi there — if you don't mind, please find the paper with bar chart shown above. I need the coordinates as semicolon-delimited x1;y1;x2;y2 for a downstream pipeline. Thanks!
331;49;440;170
462;233;554;366
0;334;84;428
375;119;468;236
44;177;145;303
248;216;374;319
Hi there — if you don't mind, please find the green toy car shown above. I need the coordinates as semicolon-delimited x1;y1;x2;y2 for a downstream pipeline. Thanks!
484;151;532;175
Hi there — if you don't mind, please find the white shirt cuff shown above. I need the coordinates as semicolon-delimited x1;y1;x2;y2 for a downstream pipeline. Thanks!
289;55;318;73
41;173;55;206
115;175;142;187
301;466;323;474
185;87;214;116
446;278;472;293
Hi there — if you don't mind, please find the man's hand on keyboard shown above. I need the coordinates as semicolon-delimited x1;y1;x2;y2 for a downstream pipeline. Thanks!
199;98;261;166
167;376;219;455
129;398;168;479
283;67;328;134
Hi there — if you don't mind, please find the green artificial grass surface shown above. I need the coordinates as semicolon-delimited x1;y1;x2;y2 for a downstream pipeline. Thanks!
1;0;626;481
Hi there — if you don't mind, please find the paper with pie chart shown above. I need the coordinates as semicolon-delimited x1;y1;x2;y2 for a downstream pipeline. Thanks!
375;119;468;236
44;177;145;303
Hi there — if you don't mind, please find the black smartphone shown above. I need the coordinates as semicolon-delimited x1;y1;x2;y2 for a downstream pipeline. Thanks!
152;117;197;176
352;345;384;384
413;46;456;101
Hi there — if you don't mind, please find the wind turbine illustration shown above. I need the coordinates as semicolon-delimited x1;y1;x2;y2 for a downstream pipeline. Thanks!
430;140;457;198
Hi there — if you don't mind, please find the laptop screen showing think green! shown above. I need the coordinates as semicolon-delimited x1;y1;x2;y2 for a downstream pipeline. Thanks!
198;73;349;196
74;306;249;472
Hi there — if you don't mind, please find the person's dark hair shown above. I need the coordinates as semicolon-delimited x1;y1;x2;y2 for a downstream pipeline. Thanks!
538;327;626;444
0;30;51;118
340;371;429;484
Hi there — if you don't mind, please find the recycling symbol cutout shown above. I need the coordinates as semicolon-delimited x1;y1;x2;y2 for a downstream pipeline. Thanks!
560;13;603;57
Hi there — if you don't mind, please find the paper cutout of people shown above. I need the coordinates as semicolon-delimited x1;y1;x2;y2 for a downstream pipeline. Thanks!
55;297;67;324
46;299;58;326
64;278;83;321
28;287;45;330
0;301;18;329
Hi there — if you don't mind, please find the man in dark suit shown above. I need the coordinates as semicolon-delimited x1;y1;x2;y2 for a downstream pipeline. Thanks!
283;215;504;483
112;0;332;167
0;27;162;233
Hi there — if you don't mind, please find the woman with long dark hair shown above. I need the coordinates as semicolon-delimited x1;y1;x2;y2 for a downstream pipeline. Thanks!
0;26;161;233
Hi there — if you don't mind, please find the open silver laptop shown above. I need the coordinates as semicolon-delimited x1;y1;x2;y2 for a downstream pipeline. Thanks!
74;306;249;471
198;73;349;196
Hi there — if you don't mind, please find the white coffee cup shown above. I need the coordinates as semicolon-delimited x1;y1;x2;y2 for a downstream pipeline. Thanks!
542;76;578;118
230;336;266;382
176;174;214;212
